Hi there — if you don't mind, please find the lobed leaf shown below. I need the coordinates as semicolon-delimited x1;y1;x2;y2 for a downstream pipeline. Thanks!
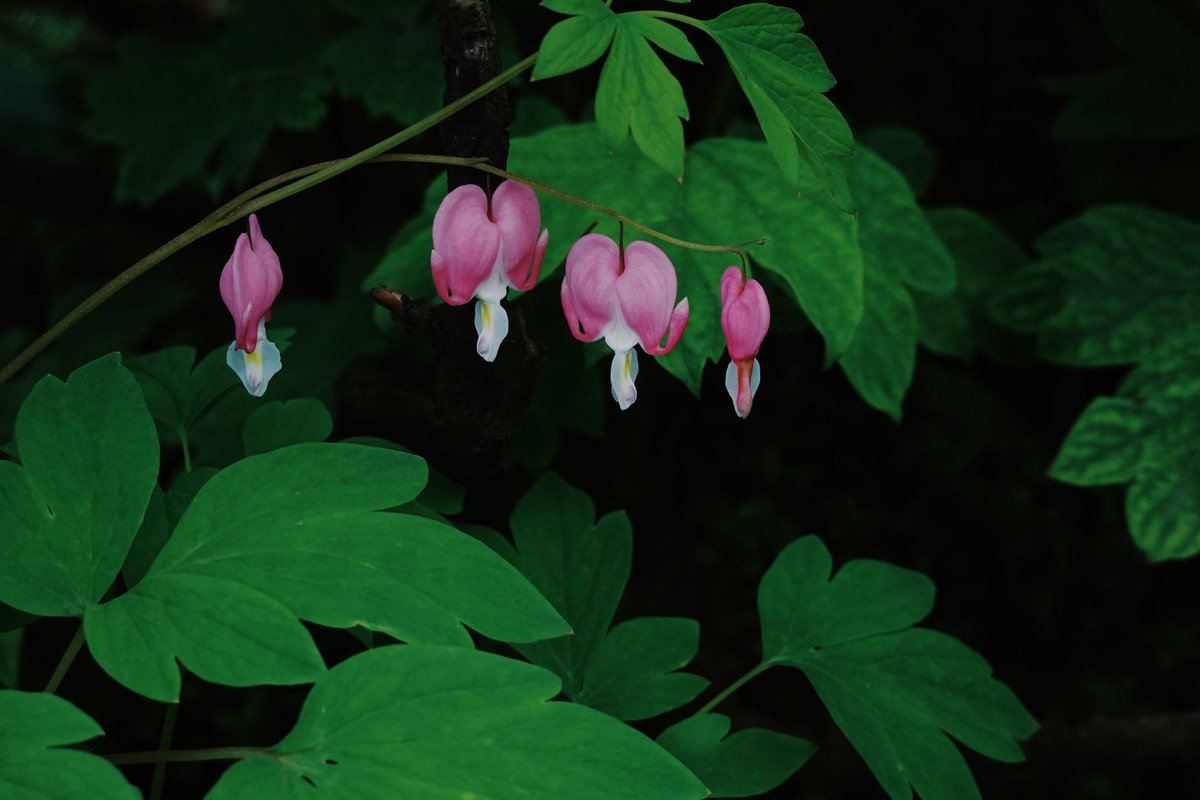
85;443;568;701
205;645;707;800
0;354;158;617
0;691;139;800
701;3;853;208
658;712;815;797
989;206;1200;366
757;536;1037;800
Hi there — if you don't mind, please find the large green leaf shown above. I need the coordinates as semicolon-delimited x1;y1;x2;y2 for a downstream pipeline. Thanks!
757;537;1037;800
1050;354;1200;560
838;149;956;419
205;645;707;800
701;3;853;208
657;713;814;798
507;474;706;720
84;443;568;701
0;354;158;617
83;0;331;203
0;691;139;800
989;206;1200;366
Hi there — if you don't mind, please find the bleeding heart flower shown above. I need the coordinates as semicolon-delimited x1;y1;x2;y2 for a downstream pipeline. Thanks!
431;180;549;362
561;233;689;410
219;214;283;397
720;266;770;418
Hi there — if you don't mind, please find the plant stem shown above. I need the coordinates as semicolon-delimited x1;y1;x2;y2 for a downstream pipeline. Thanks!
149;703;179;800
107;747;269;766
226;53;537;224
635;9;707;31
43;623;85;694
179;429;192;474
0;54;538;387
694;661;770;716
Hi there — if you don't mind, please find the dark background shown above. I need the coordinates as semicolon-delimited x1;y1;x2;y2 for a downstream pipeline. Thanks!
2;0;1198;797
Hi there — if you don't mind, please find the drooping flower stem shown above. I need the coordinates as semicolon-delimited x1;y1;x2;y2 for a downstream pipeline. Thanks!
0;55;538;386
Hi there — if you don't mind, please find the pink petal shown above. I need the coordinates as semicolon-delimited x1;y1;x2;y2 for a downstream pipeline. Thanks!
721;270;771;362
492;181;545;291
616;241;687;355
431;184;501;304
562;234;621;341
247;213;283;305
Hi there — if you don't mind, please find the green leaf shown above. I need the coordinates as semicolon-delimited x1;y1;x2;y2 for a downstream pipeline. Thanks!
757;537;1037;800
657;713;815;797
325;16;442;123
860;126;937;197
242;398;333;456
837;149;956;419
206;645;707;800
595;17;692;178
576;617;709;721
701;3;853;208
533;4;617;80
340;435;466;515
122;485;170;587
913;208;1027;361
0;354;158;617
1049;397;1152;486
508;473;632;695
505;476;705;720
1053;353;1200;561
82;0;331;203
0;691;139;800
127;344;237;437
85;443;568;701
989;206;1200;366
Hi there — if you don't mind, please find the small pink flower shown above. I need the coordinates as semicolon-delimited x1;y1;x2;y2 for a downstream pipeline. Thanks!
430;181;549;362
561;233;690;410
219;214;283;396
720;266;770;418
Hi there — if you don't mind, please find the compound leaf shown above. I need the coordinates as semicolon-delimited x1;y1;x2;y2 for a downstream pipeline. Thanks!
757;536;1037;800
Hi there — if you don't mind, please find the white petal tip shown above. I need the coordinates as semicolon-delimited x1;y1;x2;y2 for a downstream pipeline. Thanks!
474;299;509;362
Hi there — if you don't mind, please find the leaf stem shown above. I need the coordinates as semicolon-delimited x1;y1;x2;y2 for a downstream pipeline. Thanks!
107;747;270;766
694;661;771;716
43;623;85;694
149;702;179;800
634;9;707;31
179;429;193;474
0;54;538;387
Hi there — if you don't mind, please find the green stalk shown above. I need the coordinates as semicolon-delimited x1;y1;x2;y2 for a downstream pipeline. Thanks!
0;54;538;387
